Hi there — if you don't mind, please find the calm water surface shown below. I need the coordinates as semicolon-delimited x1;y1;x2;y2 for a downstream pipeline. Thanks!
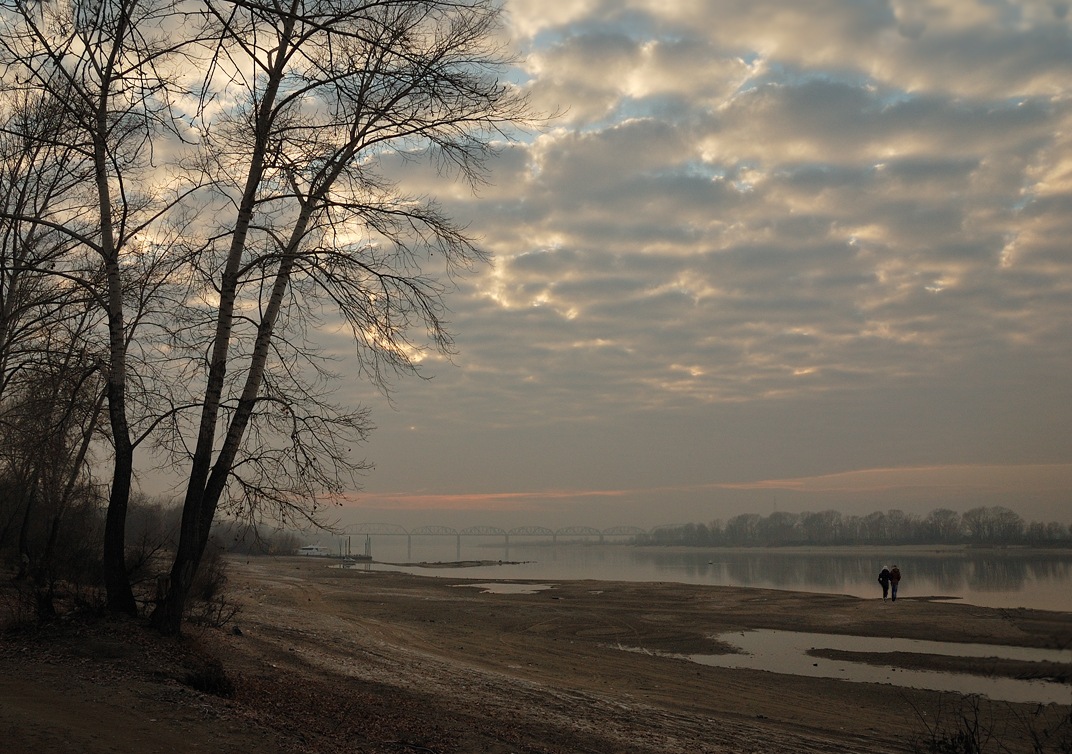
685;630;1072;705
345;539;1072;612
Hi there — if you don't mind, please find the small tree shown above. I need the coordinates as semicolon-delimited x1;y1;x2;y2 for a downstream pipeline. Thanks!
924;508;963;543
800;510;843;544
0;329;107;618
963;506;1026;545
725;513;762;545
759;511;800;546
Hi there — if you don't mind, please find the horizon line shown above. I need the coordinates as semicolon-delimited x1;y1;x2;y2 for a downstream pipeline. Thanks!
343;461;1072;510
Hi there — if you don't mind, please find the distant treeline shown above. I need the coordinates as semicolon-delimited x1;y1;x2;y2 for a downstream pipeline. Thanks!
637;506;1072;548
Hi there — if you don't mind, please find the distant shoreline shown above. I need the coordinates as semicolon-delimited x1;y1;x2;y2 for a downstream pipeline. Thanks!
629;543;1072;556
456;542;1072;562
376;559;532;569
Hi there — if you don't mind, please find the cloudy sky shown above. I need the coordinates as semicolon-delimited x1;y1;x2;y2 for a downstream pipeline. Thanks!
329;0;1072;529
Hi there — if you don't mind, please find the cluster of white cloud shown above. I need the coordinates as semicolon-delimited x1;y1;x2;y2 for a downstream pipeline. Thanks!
347;0;1072;521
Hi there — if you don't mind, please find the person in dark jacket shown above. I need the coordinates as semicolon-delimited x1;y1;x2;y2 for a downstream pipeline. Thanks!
878;565;891;600
889;565;902;601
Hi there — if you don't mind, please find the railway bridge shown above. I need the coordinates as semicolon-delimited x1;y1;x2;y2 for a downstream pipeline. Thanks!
336;523;649;561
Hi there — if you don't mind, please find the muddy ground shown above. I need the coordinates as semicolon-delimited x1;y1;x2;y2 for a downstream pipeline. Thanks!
2;555;1070;753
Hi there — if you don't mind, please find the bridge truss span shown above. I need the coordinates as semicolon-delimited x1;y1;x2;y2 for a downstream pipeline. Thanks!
554;525;603;544
329;522;648;561
343;523;408;536
410;525;460;537
460;526;507;537
506;525;553;545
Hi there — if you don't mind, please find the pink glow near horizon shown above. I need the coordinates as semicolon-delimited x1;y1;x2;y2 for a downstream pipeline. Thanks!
343;463;1072;512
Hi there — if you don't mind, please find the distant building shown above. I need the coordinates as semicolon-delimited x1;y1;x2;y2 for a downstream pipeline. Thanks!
296;544;331;557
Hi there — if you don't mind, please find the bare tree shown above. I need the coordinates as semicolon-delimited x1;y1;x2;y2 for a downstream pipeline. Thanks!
923;508;963;542
962;506;1025;544
0;89;91;402
800;510;843;544
151;0;531;634
0;323;107;618
0;0;206;613
758;511;800;545
0;86;110;615
1;0;531;631
725;513;763;544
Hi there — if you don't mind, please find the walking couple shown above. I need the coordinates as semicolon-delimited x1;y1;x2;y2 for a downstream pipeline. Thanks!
878;565;901;601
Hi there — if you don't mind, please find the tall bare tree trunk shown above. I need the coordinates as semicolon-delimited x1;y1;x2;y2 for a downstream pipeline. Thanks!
95;51;137;611
154;232;303;633
103;428;136;613
151;6;298;634
102;249;136;613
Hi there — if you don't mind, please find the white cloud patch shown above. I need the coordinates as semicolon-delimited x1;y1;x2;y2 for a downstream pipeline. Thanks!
334;0;1072;521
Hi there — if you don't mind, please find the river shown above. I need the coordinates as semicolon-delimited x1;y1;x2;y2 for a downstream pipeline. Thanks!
341;538;1072;612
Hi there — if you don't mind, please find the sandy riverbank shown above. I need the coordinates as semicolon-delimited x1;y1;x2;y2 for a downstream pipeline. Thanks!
2;556;1070;753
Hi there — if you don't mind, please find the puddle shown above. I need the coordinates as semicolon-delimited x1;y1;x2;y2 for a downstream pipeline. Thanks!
453;582;555;595
679;630;1072;705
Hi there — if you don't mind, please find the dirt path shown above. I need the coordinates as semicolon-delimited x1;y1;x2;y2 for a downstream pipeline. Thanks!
2;556;1070;753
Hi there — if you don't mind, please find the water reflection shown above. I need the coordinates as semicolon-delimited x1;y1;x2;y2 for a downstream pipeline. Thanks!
451;583;554;595
969;559;1025;592
639;549;1071;607
678;630;1072;705
353;538;1072;611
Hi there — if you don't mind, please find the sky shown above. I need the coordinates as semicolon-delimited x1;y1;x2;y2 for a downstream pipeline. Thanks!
237;1;1072;529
